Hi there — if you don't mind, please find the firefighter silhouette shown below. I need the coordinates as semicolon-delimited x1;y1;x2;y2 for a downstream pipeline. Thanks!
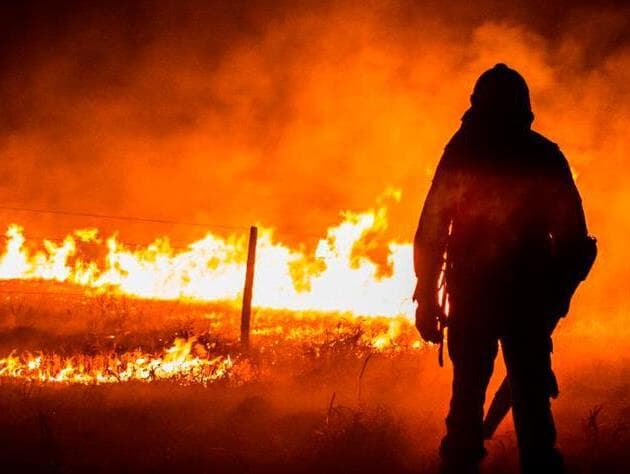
413;63;596;473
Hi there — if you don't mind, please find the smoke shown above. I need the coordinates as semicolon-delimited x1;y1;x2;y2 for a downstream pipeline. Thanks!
0;1;629;338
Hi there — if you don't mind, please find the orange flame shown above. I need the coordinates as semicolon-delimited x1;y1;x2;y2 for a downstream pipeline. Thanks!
0;338;236;385
0;191;415;318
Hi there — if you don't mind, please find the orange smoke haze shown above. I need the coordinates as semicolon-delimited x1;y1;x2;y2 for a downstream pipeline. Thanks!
0;1;628;350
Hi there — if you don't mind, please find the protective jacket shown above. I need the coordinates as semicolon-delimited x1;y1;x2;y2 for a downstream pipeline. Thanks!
414;91;587;325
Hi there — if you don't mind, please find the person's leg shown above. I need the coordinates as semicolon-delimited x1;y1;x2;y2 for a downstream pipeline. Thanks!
502;332;563;473
440;322;498;473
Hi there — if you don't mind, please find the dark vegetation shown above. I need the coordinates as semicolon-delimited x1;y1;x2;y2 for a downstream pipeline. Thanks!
0;283;627;473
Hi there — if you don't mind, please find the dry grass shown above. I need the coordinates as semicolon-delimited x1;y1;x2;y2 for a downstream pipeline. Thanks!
0;281;628;473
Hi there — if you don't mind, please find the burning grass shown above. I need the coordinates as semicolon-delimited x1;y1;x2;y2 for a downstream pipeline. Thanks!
0;280;423;387
0;281;627;473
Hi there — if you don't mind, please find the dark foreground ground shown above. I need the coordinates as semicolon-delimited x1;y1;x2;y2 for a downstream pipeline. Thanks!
1;353;628;473
0;290;628;473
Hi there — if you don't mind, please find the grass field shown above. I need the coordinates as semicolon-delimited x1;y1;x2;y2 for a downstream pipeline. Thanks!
0;281;628;473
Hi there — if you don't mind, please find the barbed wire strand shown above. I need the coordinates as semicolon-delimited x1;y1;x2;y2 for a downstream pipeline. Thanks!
0;205;248;231
0;205;332;239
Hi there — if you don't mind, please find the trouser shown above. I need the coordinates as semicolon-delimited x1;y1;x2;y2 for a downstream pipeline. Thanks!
440;316;563;474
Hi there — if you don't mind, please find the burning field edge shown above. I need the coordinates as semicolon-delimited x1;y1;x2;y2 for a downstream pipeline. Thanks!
0;280;422;386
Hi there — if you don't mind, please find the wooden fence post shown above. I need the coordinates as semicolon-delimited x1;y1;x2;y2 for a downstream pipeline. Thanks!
240;226;258;348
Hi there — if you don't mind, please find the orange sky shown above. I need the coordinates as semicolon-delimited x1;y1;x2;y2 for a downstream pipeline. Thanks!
0;1;628;340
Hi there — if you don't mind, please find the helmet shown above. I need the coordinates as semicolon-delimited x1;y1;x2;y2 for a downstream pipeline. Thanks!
469;63;534;126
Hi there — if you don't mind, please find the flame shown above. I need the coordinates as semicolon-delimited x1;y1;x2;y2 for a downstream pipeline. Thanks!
0;192;426;386
0;192;415;318
0;314;422;385
371;318;403;350
0;338;237;385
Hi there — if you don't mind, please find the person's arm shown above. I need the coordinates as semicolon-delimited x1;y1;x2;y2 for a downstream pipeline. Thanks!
549;148;587;252
547;147;588;318
414;150;457;341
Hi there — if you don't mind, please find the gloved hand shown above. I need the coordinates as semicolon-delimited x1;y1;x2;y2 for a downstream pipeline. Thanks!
413;281;443;344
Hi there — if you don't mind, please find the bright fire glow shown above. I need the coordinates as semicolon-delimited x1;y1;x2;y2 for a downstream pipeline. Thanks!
0;338;236;385
0;192;426;386
0;316;422;385
0;191;415;318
